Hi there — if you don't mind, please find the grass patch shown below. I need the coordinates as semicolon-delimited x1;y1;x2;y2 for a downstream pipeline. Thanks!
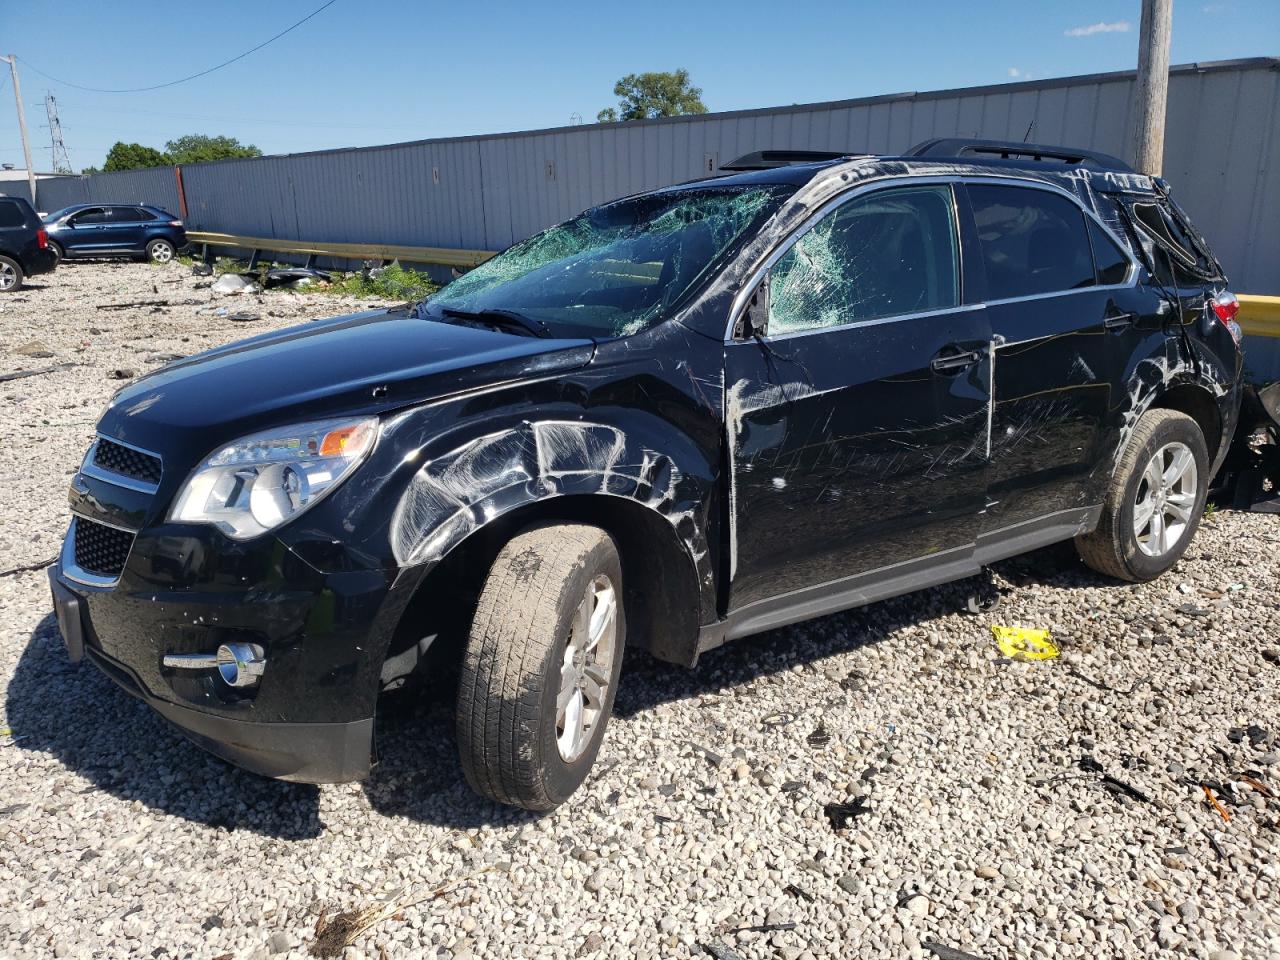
326;263;438;301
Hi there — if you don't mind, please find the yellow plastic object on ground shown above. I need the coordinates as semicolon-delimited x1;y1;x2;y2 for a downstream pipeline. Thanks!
992;625;1059;660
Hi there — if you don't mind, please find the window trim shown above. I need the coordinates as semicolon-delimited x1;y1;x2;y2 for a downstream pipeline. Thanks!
724;173;1139;342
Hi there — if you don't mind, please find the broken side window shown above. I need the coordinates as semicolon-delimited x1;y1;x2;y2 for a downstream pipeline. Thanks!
1128;199;1223;286
424;185;792;339
767;185;959;335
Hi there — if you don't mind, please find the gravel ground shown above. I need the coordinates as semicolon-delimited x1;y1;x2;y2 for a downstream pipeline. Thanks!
1;261;1278;960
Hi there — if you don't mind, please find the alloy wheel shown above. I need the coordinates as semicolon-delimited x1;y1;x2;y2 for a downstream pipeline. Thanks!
556;574;618;762
151;242;174;263
1133;441;1198;557
0;261;16;290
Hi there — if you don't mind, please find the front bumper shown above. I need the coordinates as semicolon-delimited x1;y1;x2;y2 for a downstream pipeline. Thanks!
49;547;382;783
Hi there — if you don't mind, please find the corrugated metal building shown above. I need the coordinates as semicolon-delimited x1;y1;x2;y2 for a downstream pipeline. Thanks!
36;57;1280;295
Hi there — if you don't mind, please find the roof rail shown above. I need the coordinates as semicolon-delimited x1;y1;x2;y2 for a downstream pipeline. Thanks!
720;149;862;171
905;138;1133;172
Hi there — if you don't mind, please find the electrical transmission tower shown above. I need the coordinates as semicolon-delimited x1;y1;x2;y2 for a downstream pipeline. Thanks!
44;93;71;174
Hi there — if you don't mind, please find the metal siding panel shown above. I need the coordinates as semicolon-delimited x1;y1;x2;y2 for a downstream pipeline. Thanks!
47;61;1280;294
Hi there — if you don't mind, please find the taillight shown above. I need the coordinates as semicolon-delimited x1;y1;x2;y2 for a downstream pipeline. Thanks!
1210;290;1242;344
36;227;47;249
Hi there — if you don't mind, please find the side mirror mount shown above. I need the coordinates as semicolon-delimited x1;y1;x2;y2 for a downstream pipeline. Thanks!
733;276;770;340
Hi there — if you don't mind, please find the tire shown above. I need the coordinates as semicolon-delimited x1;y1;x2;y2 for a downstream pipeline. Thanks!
146;238;175;263
48;241;63;264
0;255;23;291
1076;409;1209;582
456;523;625;810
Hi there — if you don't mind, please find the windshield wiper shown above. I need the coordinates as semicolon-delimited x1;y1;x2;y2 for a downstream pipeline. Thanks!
438;306;551;338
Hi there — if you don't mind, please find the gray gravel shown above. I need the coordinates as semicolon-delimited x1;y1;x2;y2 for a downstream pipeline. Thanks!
2;261;1278;959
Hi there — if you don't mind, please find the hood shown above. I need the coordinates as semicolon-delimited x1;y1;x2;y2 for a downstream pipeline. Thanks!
100;308;594;452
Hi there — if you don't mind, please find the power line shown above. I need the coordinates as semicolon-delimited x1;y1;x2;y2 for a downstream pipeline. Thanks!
17;0;340;94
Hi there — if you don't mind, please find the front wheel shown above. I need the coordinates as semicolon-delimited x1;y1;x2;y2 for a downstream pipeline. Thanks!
146;238;175;263
1076;409;1209;582
456;523;624;810
48;240;63;264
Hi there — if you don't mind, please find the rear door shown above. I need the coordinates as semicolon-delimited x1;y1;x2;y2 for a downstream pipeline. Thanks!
726;182;992;612
963;181;1128;534
101;206;149;251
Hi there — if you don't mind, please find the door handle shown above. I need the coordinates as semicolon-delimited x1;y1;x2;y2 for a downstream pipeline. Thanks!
1104;310;1135;331
931;348;981;374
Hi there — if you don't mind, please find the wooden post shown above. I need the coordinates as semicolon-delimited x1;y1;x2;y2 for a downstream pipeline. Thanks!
3;57;37;205
1130;0;1174;175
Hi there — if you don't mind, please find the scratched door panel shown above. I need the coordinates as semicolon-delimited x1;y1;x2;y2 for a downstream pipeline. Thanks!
983;296;1113;528
725;305;991;610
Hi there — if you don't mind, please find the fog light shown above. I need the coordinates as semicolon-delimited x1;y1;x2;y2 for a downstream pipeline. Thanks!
216;642;266;687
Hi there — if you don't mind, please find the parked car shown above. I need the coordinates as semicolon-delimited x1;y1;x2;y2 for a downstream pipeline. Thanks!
0;194;57;290
42;203;187;263
49;139;1243;810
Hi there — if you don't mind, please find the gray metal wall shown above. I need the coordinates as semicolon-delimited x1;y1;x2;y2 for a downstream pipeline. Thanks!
35;57;1280;294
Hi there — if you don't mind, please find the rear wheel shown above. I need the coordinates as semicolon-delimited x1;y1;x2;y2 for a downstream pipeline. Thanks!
0;255;24;291
456;523;624;810
146;238;175;263
1076;409;1208;581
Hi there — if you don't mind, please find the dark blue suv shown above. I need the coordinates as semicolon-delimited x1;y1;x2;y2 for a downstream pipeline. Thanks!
43;204;187;263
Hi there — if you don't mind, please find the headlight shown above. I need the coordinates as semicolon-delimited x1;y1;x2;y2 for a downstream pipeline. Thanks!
169;417;378;539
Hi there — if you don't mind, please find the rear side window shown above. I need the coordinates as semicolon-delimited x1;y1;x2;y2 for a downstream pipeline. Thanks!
0;200;27;228
968;184;1095;299
768;184;959;334
1087;218;1130;285
106;206;140;221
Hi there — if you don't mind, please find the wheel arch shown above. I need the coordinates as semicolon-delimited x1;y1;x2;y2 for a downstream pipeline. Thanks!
383;493;705;684
1149;381;1223;458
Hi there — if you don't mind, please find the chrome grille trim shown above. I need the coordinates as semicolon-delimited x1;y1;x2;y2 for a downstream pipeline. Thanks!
81;435;163;494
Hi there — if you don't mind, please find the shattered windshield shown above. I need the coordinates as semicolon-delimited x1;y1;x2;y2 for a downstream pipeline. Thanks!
424;185;790;338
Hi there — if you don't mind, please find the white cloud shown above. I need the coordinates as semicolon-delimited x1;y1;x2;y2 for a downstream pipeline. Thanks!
1064;20;1131;37
1201;3;1229;13
1008;67;1021;77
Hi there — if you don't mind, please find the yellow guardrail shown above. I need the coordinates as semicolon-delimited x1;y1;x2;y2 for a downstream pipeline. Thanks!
1238;294;1280;339
186;231;496;270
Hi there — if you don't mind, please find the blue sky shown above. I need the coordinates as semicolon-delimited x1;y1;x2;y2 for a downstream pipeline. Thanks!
4;0;1277;171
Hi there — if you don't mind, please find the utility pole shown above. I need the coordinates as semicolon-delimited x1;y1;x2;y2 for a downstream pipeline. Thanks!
1;56;37;204
1130;0;1173;176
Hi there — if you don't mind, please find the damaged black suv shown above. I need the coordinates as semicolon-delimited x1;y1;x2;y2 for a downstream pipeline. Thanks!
50;139;1242;810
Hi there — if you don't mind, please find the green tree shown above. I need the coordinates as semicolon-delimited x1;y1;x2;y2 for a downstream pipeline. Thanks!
102;141;169;172
163;134;262;165
597;69;708;122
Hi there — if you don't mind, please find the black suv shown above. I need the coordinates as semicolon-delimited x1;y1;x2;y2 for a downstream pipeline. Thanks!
43;203;187;263
0;194;57;290
49;140;1242;810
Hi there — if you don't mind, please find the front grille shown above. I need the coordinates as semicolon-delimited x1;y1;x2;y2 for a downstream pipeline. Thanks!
73;518;135;579
93;439;162;486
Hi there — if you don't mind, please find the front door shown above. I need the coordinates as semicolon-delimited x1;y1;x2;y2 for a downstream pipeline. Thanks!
66;207;110;252
726;183;992;613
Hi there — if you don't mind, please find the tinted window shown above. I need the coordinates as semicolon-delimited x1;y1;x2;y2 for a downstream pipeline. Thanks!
0;200;26;228
132;207;157;221
768;185;959;334
1087;218;1130;285
72;208;107;224
968;184;1095;299
107;206;141;221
